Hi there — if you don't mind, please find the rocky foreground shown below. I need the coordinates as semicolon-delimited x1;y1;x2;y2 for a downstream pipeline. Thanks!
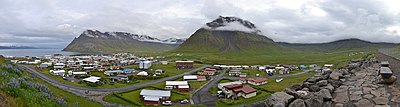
261;58;399;107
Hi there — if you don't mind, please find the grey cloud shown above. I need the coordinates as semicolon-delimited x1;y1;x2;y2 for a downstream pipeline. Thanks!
0;0;400;48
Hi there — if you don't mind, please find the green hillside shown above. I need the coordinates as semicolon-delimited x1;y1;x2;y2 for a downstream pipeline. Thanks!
0;56;102;107
280;38;398;52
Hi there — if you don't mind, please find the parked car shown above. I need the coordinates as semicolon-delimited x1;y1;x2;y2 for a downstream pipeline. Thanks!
162;101;173;106
180;99;189;104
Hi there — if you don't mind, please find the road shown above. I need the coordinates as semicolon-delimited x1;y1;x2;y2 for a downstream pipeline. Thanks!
192;70;227;106
17;64;209;106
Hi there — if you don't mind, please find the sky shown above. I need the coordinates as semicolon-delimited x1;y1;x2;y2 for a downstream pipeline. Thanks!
1;0;400;48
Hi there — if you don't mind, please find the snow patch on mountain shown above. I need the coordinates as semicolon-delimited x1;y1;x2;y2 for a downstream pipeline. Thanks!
202;16;262;35
81;30;185;44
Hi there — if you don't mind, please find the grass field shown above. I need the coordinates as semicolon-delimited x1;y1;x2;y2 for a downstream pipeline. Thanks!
104;79;209;107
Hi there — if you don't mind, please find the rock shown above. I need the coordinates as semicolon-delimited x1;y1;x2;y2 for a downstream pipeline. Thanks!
374;105;390;107
273;103;285;107
349;94;362;101
284;88;303;99
355;99;374;107
323;101;332;107
291;84;303;91
372;97;388;105
288;99;306;107
335;103;344;107
342;102;356;107
378;76;397;84
305;94;323;107
317;89;332;100
363;94;374;99
307;77;318;83
309;85;320;92
333;91;349;103
328;79;342;88
302;82;314;88
362;87;373;94
266;92;294;107
301;88;309;92
330;72;342;80
321;84;335;93
317;80;328;86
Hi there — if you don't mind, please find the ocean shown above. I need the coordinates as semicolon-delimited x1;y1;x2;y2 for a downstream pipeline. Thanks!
0;49;87;57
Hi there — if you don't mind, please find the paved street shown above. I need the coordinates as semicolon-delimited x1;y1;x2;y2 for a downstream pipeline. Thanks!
192;70;227;106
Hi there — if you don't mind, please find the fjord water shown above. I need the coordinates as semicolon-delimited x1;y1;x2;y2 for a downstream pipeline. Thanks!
0;49;85;57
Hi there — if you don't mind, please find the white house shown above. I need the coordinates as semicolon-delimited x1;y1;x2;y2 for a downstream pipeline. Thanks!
50;70;65;76
83;76;101;83
165;81;189;89
139;61;152;69
137;71;149;76
140;89;171;106
54;63;65;69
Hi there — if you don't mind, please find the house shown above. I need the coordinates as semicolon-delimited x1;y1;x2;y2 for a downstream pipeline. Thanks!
239;73;247;77
197;71;215;75
54;63;65;69
122;69;136;74
229;69;241;77
324;64;334;69
139;61;152;69
68;71;87;76
219;83;257;99
218;81;242;89
104;70;123;76
137;71;149;76
160;61;168;65
109;75;129;81
176;61;194;69
183;75;206;81
39;62;52;68
165;81;190;92
247;78;268;86
140;89;171;106
155;69;164;75
82;76;101;83
50;70;65;76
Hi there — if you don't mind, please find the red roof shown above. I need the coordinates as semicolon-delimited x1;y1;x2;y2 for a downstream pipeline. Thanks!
233;86;257;94
197;76;206;79
239;78;246;81
204;68;216;71
250;78;268;83
224;84;243;89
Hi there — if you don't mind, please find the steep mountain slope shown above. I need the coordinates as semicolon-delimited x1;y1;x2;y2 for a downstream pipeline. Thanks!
63;30;185;53
174;16;290;53
280;38;398;52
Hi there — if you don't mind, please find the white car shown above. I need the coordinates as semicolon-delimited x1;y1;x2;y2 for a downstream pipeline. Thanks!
180;99;189;104
162;101;172;106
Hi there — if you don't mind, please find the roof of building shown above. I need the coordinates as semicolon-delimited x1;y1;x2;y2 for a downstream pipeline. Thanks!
380;67;392;74
166;81;188;86
218;81;242;88
233;86;257;94
176;61;194;63
250;78;268;83
183;75;198;80
178;85;190;89
143;96;161;101
197;76;206;79
224;84;243;89
83;76;101;83
140;89;171;97
137;71;148;76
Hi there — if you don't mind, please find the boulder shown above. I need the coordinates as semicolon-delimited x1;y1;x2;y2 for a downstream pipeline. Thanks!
309;85;320;92
302;82;314;88
284;88;303;99
288;99;306;107
305;94;324;107
328;79;342;88
307;77;318;83
323;101;332;107
291;84;303;91
330;72;342;80
378;76;397;84
317;80;328;86
266;92;295;107
321;84;335;93
273;103;285;107
317;89;333;100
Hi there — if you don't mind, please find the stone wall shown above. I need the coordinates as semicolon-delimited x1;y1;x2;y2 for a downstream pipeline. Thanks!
263;58;396;107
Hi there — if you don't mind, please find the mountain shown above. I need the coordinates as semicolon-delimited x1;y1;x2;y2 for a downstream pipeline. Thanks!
174;16;289;53
63;30;185;53
0;46;38;49
279;38;399;52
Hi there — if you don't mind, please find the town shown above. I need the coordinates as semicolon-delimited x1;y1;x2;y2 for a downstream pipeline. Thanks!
5;53;337;106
